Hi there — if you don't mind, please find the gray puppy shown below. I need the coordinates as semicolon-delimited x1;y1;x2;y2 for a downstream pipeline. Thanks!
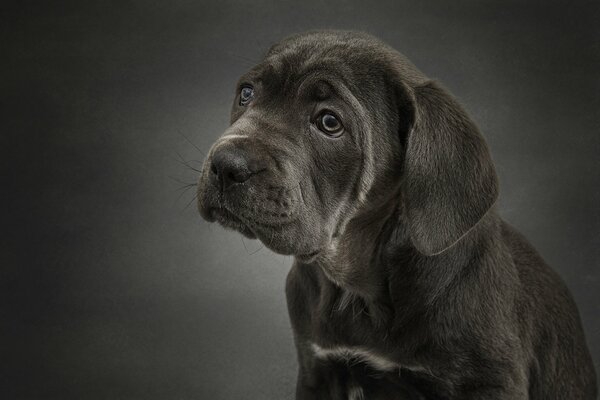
196;31;597;399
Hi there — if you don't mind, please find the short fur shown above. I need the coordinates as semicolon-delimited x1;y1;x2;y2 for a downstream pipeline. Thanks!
196;31;597;399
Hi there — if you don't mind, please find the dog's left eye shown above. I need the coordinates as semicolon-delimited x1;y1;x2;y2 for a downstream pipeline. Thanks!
316;111;344;136
239;86;254;106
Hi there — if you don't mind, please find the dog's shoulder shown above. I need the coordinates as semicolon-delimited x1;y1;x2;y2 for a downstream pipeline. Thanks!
500;220;570;295
500;220;597;397
499;219;579;319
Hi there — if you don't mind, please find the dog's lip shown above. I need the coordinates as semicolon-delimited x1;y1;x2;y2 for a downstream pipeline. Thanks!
210;207;257;238
294;248;322;263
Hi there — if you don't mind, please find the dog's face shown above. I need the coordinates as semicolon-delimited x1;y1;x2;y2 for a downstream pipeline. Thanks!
197;32;403;257
197;31;499;258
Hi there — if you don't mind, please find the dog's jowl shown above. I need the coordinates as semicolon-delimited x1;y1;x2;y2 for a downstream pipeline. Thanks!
196;31;597;399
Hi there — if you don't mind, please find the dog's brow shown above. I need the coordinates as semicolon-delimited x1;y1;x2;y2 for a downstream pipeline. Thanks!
236;70;261;88
295;73;346;99
295;73;363;116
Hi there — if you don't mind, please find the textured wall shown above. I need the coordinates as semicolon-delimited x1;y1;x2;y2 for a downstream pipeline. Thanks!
2;1;598;398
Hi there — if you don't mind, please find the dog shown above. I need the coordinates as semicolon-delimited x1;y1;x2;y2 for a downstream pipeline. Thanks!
196;31;597;399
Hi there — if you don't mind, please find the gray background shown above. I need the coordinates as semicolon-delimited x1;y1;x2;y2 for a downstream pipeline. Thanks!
2;1;599;399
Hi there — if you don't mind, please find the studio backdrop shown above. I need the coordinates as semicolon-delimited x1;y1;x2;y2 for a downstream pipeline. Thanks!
2;1;598;399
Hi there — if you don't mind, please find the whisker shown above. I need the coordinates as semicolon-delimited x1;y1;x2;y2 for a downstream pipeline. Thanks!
183;193;199;211
268;228;276;249
172;152;203;173
175;184;197;203
177;129;207;157
173;183;197;193
227;52;258;67
171;157;202;174
241;236;250;253
249;243;264;255
169;175;197;187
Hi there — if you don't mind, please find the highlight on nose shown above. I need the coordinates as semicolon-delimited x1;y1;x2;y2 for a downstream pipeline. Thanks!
209;146;255;191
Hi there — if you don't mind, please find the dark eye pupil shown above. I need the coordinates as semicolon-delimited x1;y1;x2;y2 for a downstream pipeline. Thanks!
322;114;339;130
240;87;254;105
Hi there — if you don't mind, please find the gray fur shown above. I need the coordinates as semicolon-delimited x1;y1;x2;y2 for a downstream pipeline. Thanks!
196;31;597;399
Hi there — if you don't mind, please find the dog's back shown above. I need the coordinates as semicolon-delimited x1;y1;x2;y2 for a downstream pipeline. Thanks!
502;222;597;398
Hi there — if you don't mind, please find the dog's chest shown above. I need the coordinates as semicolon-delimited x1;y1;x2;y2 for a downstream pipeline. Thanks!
311;342;398;372
311;342;429;375
308;287;430;368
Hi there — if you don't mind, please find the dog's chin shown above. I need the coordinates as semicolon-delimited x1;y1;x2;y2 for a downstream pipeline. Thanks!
252;223;324;260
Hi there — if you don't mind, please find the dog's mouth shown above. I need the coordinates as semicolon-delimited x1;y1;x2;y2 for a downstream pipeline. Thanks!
210;207;257;239
198;180;316;255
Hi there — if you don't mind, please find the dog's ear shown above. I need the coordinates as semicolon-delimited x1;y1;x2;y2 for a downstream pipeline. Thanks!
400;81;499;256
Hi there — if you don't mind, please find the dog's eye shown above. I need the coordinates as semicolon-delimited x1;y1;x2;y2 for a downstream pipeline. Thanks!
316;111;343;136
239;86;254;106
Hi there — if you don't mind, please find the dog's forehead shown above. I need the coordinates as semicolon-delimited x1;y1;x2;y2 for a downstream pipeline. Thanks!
247;31;426;94
258;57;353;97
261;33;379;82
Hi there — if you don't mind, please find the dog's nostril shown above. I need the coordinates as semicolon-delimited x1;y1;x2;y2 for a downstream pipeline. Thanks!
227;171;238;183
210;162;218;175
229;170;252;184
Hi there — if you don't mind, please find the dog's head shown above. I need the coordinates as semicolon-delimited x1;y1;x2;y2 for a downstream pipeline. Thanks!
197;31;498;258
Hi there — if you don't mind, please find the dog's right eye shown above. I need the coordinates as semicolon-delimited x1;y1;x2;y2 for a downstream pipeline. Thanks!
239;86;254;106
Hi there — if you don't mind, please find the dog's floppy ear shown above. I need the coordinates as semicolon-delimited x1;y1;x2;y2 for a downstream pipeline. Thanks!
401;81;499;256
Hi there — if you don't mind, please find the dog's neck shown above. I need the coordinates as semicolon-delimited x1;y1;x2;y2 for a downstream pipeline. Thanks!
300;195;501;318
306;195;401;303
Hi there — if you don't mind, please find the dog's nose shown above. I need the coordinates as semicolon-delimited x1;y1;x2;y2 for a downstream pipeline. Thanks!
209;146;256;191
